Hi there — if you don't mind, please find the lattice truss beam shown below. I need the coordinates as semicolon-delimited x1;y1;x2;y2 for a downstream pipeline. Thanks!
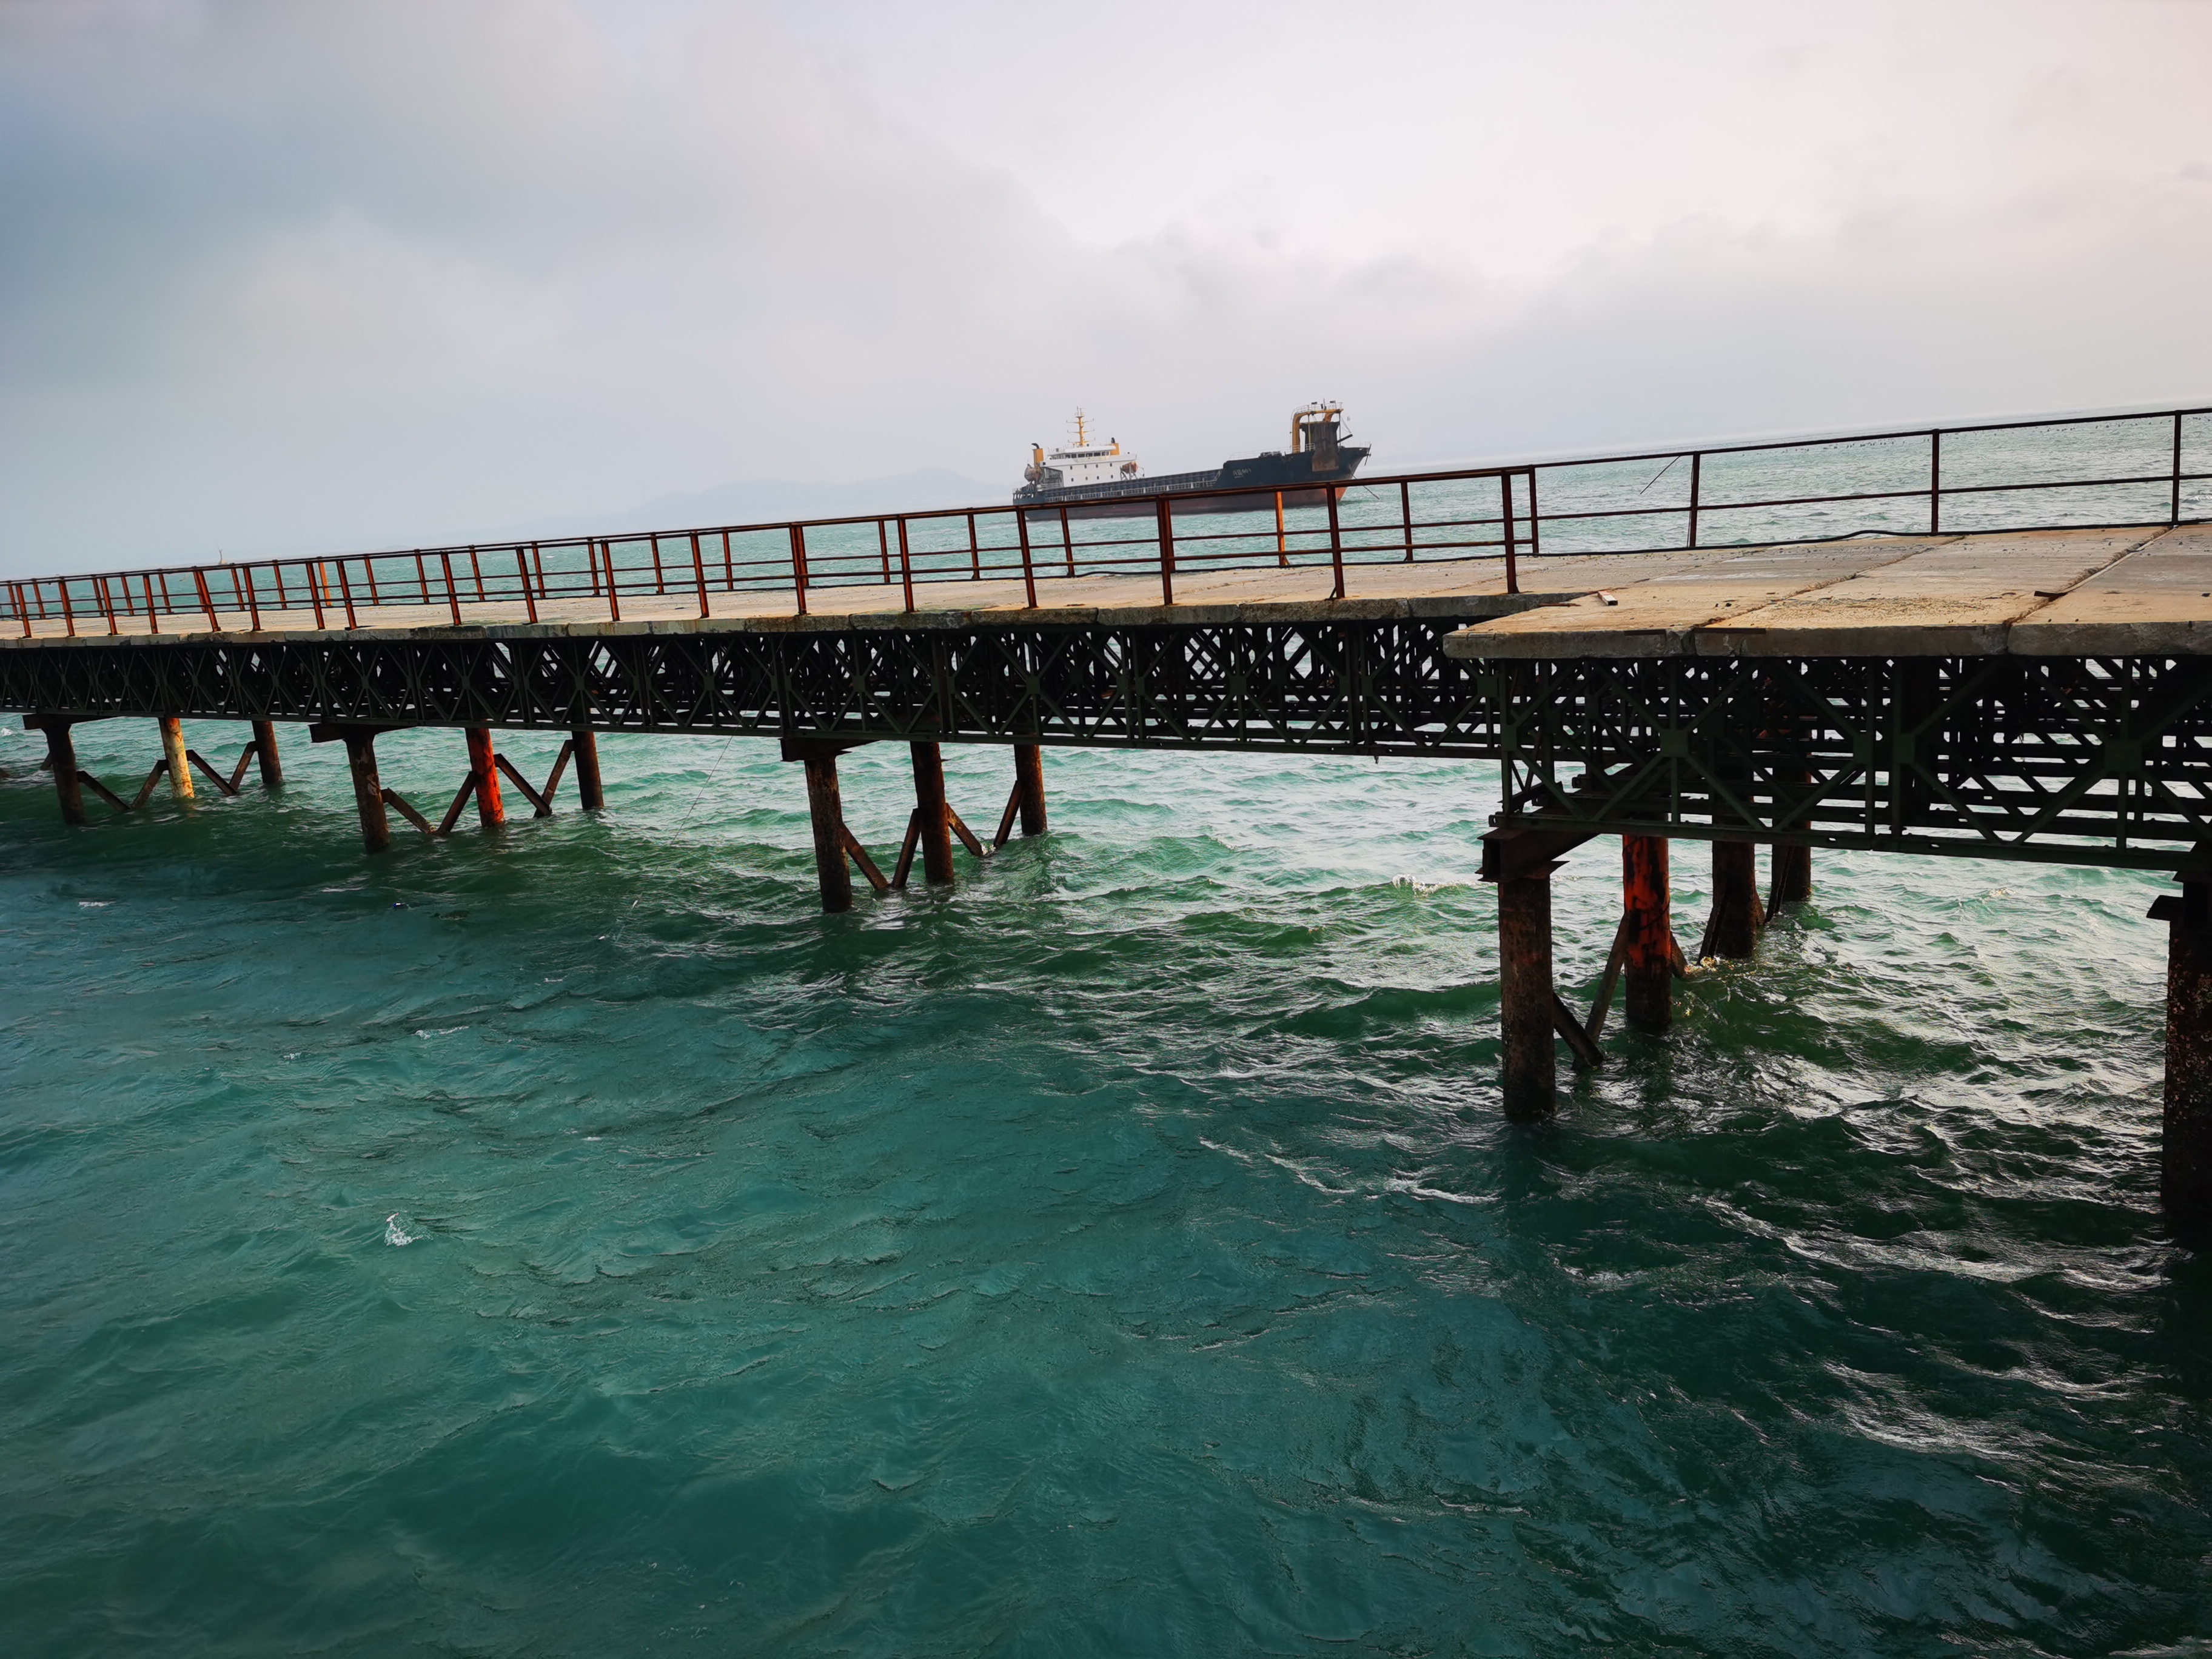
0;620;1498;757
1493;655;2212;866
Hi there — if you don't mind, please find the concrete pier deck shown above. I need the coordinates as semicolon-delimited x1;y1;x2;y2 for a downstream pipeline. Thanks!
1440;526;2212;660
10;526;2206;659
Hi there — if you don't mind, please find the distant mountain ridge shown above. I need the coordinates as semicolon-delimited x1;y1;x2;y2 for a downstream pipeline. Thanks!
478;468;997;545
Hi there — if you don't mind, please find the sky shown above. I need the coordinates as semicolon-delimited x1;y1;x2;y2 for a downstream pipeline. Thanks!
2;0;2208;571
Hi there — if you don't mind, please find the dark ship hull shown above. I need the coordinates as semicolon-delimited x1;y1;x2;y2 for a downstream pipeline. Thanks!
1014;441;1372;521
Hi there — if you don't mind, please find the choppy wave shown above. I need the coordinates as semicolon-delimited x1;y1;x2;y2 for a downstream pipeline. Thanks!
1;720;2207;1657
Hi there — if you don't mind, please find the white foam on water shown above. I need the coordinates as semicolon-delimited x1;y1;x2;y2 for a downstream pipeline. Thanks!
384;1215;417;1247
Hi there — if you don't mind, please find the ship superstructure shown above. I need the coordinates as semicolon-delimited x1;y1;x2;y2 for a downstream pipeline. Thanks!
1013;403;1370;515
1021;411;1143;496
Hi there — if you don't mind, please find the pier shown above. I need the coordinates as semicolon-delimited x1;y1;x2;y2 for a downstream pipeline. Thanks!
7;405;2212;1230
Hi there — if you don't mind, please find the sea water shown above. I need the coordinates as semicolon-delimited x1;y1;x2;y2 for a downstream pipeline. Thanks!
3;711;2208;1657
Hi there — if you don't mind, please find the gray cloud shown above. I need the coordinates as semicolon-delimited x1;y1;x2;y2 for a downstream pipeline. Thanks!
2;0;2207;572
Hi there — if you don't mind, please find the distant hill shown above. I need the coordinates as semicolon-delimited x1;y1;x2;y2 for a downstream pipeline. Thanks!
483;469;997;543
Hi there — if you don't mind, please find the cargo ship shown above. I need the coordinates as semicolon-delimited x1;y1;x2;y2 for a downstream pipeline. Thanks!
1013;403;1370;517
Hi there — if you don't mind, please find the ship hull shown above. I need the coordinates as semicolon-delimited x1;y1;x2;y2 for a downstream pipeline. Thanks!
1013;446;1372;520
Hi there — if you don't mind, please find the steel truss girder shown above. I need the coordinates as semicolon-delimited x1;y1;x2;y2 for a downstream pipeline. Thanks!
1492;654;2212;869
0;620;1501;758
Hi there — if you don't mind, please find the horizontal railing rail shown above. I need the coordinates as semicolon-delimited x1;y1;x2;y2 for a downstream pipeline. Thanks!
4;404;2207;639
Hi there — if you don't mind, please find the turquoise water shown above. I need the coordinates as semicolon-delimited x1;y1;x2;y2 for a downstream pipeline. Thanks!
4;717;2209;1656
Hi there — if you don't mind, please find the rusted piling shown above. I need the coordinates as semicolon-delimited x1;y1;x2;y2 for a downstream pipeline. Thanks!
910;741;956;886
39;717;84;825
158;716;192;800
1497;868;1556;1118
1014;743;1047;836
571;729;605;810
1484;828;1589;1119
803;749;853;913
250;720;283;788
1706;840;1764;959
309;725;394;853
465;727;504;829
2156;876;2212;1233
1771;842;1811;910
1622;834;1674;1031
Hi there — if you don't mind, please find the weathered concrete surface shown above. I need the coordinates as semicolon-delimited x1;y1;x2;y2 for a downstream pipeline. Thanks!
2008;528;2212;656
1444;525;2202;661
1691;528;2154;657
1438;537;1943;659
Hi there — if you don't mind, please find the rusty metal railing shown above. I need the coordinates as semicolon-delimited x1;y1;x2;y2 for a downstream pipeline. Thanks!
4;404;2207;638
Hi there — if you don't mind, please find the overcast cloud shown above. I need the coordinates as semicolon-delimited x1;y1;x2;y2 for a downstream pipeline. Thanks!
2;0;2208;571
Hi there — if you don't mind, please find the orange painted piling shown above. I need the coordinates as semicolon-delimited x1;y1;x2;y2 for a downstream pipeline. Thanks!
465;727;504;828
158;717;193;800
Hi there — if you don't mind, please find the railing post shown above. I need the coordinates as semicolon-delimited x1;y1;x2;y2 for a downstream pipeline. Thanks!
690;532;708;619
1059;505;1074;577
1016;508;1037;608
1155;496;1176;605
515;548;538;622
1500;472;1519;595
1929;428;1942;535
1326;484;1346;600
193;569;218;631
1401;478;1413;563
1525;467;1541;558
309;562;327;629
439;551;460;625
789;524;809;615
1687;452;1701;549
898;517;915;612
1275;491;1287;566
10;581;28;638
877;520;891;583
336;560;359;629
242;568;261;632
2174;411;2185;527
967;512;980;580
602;542;621;622
59;579;76;637
649;534;665;595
